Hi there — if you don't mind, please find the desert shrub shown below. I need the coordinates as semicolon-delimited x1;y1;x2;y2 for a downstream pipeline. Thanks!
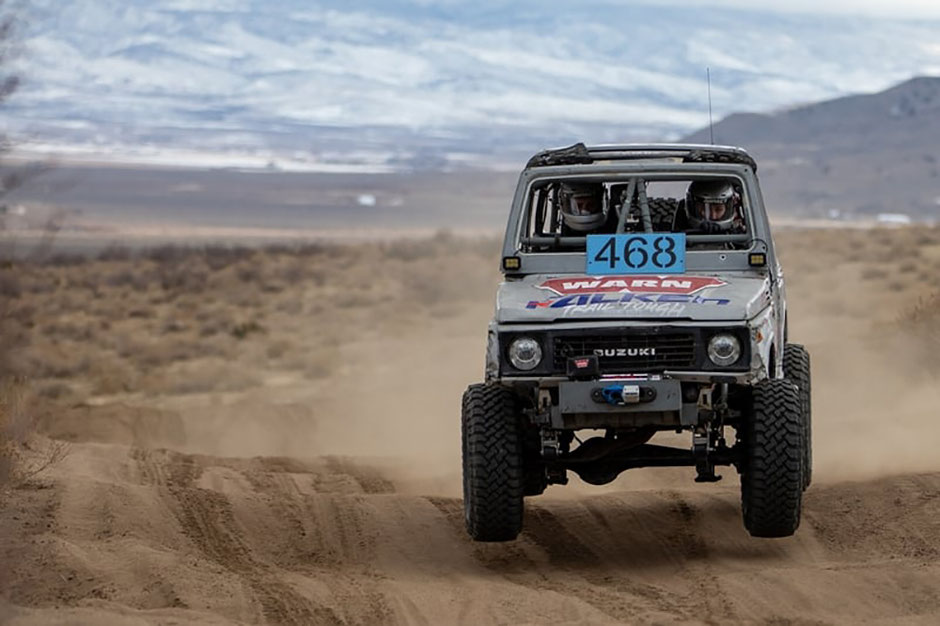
235;263;261;283
90;367;138;395
912;228;940;247
0;277;34;378
18;346;91;379
265;339;291;360
302;346;340;380
146;245;191;264
259;280;285;294
103;267;152;291
277;261;306;285
35;381;74;400
0;268;21;298
97;245;132;262
159;359;261;394
22;271;57;294
231;320;265;339
134;339;200;368
861;266;889;280
160;318;189;334
291;243;329;257
0;379;69;492
464;236;501;259
42;318;97;342
203;245;254;271
275;297;303;315
334;290;381;309
42;252;87;267
381;237;441;261
158;263;209;293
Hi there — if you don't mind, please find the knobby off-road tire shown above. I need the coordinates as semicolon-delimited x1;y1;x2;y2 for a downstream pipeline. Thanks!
462;384;525;541
741;379;804;538
784;343;812;490
628;197;678;231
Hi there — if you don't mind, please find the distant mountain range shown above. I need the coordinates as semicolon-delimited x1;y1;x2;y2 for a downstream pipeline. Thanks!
5;1;940;172
683;76;940;218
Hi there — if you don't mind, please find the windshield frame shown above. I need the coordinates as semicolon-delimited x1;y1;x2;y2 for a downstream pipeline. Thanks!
502;162;772;276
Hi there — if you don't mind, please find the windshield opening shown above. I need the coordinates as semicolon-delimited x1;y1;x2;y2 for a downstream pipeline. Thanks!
521;175;753;253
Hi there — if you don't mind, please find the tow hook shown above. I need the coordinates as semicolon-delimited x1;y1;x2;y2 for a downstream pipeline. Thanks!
591;384;657;406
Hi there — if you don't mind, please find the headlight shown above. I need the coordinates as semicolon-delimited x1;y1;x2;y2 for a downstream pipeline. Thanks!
707;334;741;367
508;337;542;371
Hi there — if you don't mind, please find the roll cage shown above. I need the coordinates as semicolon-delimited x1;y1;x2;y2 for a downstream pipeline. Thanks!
501;160;773;276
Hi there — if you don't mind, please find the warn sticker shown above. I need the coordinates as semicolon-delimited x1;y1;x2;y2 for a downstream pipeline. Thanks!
537;275;726;296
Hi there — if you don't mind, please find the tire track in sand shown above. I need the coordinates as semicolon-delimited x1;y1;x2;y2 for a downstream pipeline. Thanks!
522;502;690;623
429;491;746;624
132;449;342;625
663;490;737;625
428;495;680;623
236;457;395;625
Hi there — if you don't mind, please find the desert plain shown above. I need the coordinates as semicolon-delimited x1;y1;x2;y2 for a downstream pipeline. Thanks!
1;224;939;625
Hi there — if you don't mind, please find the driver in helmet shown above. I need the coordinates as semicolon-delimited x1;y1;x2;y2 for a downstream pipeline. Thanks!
674;180;744;234
559;182;611;234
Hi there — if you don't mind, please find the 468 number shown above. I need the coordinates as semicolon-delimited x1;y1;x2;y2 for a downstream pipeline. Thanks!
586;234;686;274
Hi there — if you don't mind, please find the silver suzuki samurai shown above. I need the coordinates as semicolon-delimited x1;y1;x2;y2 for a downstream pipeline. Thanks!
462;143;811;541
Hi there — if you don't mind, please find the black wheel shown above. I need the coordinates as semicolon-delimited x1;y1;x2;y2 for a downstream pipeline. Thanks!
784;343;812;490
740;379;804;538
627;197;678;231
648;198;679;231
461;384;525;541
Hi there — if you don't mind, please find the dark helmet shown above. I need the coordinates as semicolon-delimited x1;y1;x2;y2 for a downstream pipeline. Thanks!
686;180;738;232
559;182;604;232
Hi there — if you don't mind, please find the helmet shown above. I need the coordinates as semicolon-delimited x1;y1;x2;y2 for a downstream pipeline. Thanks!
559;182;604;232
686;180;738;232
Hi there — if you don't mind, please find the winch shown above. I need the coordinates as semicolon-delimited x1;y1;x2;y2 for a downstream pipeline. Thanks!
591;384;657;406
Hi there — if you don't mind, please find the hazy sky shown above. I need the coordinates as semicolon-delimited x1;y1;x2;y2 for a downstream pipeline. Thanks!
643;0;940;19
417;0;940;20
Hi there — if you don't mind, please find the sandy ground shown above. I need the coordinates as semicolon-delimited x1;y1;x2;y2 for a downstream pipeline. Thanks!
1;228;940;625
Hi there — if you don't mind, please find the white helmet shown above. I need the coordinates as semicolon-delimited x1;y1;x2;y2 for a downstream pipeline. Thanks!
559;182;604;232
686;180;738;232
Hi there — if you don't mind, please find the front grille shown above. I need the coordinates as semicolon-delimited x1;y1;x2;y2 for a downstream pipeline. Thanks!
552;331;696;373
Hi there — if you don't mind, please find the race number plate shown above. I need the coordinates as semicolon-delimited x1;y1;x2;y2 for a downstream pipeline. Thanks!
586;234;686;275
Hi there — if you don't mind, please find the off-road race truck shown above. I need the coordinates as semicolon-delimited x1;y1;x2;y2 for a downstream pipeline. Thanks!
462;143;812;541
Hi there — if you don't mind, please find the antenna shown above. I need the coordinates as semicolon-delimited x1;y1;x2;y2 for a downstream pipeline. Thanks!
707;67;715;145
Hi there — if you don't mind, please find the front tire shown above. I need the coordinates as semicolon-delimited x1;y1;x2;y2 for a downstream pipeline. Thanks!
784;343;812;490
741;379;804;538
462;384;525;541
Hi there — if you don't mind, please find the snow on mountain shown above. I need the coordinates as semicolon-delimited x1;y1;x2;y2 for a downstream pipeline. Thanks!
5;0;940;169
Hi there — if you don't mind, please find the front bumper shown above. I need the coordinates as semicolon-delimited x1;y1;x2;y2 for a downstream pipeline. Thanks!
544;378;697;429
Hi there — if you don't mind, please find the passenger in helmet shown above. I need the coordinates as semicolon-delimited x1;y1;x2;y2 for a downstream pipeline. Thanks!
674;180;743;234
559;182;606;233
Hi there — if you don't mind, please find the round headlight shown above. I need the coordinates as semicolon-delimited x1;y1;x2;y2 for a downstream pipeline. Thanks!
508;337;542;371
707;334;741;367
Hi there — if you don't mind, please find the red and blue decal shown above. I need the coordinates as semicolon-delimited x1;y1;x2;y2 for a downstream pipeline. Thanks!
526;292;730;309
537;275;725;296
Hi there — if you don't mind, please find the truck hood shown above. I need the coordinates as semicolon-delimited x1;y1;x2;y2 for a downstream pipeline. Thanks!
496;273;771;323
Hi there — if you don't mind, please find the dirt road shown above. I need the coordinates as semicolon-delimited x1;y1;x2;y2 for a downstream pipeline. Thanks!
4;436;940;625
3;230;940;624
